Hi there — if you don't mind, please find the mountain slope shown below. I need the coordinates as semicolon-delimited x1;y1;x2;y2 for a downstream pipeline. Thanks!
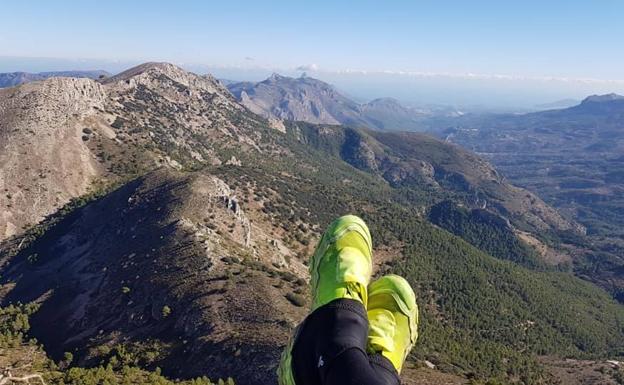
1;169;306;383
0;77;108;238
288;122;581;237
227;74;428;131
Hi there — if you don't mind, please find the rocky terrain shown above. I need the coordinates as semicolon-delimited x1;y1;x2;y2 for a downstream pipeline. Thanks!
227;74;432;131
0;70;110;88
0;63;623;385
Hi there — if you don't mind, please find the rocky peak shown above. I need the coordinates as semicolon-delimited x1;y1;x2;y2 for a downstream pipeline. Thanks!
267;73;285;82
263;73;330;90
102;62;180;83
582;93;624;104
102;62;231;97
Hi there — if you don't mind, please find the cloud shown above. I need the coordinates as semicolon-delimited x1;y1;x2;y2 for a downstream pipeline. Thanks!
331;68;624;85
244;56;254;61
295;63;319;72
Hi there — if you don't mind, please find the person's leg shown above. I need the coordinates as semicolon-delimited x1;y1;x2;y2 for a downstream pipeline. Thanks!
290;297;400;385
325;349;400;385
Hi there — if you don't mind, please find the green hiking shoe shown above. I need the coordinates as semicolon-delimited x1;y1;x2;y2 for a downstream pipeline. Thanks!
309;214;373;311
278;215;373;385
366;274;419;374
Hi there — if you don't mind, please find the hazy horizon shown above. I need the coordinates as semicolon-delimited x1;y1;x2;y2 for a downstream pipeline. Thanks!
3;55;622;111
2;0;624;109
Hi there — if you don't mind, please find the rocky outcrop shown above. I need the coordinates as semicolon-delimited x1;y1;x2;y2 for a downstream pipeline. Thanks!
0;78;107;238
103;62;235;102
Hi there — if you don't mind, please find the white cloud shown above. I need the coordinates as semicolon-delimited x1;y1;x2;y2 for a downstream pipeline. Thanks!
330;68;624;85
295;63;319;72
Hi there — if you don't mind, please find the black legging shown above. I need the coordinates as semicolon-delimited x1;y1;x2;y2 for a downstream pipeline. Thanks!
291;299;400;385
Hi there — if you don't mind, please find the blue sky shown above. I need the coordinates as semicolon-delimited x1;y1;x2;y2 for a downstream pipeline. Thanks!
1;0;624;108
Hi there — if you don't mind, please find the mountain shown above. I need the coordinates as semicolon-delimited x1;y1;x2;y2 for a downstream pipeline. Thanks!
0;70;111;88
572;93;624;114
227;74;430;131
1;63;623;385
582;93;624;103
534;98;580;110
0;62;261;240
227;74;363;125
1;169;303;383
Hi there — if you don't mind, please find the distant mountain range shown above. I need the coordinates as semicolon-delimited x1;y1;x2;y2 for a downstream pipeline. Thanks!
0;70;111;88
227;74;460;131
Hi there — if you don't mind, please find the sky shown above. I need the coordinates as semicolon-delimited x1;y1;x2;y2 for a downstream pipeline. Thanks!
1;0;624;109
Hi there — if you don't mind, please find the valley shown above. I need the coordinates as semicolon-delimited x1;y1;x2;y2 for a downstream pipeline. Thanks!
439;95;624;302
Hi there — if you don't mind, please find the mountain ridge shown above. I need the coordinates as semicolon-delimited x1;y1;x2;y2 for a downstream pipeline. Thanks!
227;73;432;131
0;70;111;88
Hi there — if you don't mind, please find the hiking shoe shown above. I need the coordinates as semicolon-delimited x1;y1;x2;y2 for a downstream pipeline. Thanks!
309;214;373;310
366;274;418;374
